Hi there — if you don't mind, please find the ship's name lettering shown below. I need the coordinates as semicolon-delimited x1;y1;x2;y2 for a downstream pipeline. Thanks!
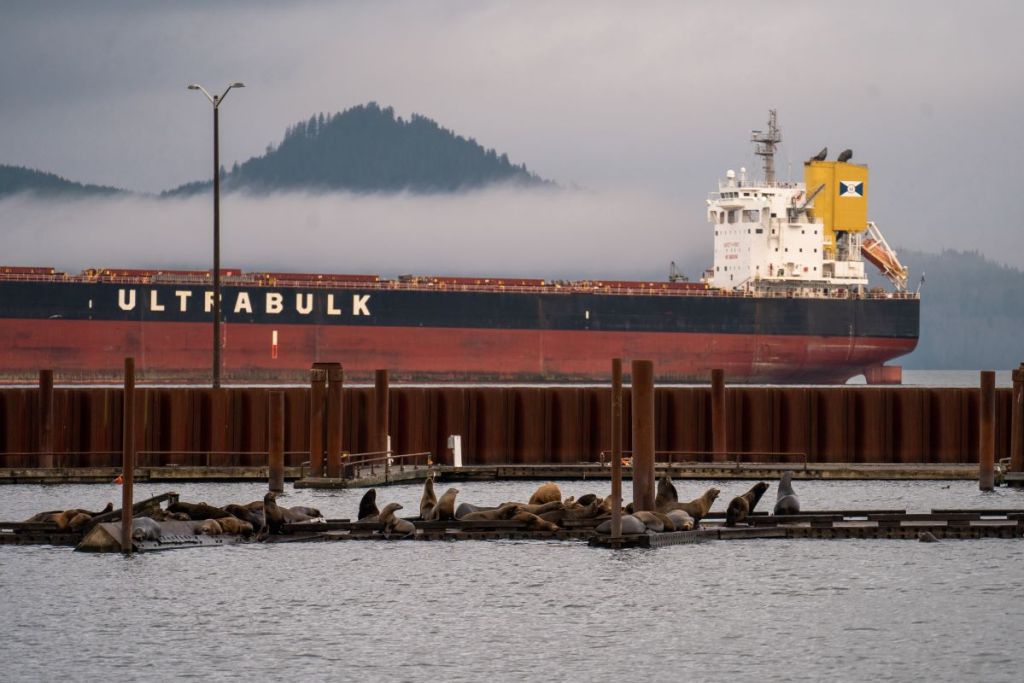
117;289;371;316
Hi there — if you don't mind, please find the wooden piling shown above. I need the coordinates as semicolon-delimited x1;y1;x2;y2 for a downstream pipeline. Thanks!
269;391;285;493
712;368;727;461
308;368;326;477
326;366;344;478
631;360;655;512
1011;365;1024;474
37;370;54;469
610;358;623;538
121;358;135;555
979;370;995;491
374;369;389;455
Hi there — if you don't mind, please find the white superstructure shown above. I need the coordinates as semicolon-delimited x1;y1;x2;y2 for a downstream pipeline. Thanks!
703;110;906;296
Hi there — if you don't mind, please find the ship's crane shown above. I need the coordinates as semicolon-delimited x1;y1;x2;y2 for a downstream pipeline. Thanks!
861;221;909;291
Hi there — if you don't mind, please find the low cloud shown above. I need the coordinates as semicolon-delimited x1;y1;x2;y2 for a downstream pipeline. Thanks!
0;185;710;282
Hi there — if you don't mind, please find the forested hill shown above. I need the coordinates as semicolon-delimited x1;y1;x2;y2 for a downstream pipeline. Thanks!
164;103;549;196
0;165;124;198
896;248;1024;370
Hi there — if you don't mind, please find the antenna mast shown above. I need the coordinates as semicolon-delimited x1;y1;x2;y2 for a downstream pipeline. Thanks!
751;109;782;183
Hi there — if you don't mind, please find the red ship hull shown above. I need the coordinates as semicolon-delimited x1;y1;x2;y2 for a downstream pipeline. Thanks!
0;318;917;384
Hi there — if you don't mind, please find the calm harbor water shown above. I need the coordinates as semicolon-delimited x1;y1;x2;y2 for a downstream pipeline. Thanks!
2;479;1024;682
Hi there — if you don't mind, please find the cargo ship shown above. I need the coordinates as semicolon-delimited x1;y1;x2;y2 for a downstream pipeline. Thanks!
0;112;918;384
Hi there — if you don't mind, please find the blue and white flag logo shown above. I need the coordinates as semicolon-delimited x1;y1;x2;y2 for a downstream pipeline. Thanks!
839;181;863;197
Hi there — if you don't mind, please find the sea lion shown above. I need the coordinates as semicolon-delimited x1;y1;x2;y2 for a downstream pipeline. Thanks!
725;482;770;526
131;517;162;542
67;512;93;531
281;507;319;523
652;511;676;532
575;493;598;507
918;531;940;543
288;506;322;519
594;514;647;535
168;501;232;520
660;487;721;523
774;471;801;515
458;503;520;521
528;482;562;505
632;511;665;533
666;509;695;531
420;476;438;520
504;500;564;515
263;491;286;535
429;488;460;521
378;503;415;538
195;519;223;535
358;489;379;521
224;504;263;529
215;517;254;536
540;499;602;524
654;475;679;510
454;502;499;518
512;510;559;532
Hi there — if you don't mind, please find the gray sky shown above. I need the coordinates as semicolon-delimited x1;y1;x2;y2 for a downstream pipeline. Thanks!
2;0;1022;274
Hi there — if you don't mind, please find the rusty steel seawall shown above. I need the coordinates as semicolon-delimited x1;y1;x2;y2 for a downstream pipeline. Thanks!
0;386;1015;468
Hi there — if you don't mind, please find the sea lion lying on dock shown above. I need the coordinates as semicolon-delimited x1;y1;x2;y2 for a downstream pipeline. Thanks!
287;506;322;519
658;486;721;524
774;471;800;515
131;517;162;542
358;489;380;521
594;515;648;535
666;509;695;531
216;517;254;536
168;501;232;520
454;502;499;518
503;500;563;516
195;519;223;535
632;511;665;533
529;482;562;505
458;503;520;521
224;504;263;529
538;499;602;525
725;482;769;526
512;510;559;532
378;503;416;538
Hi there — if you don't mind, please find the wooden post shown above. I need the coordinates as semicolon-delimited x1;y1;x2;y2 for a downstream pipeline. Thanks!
121;358;135;555
610;358;623;538
326;366;344;478
308;367;326;477
374;369;389;456
979;370;995;491
1010;364;1024;474
268;391;285;493
631;359;655;512
712;368;727;461
38;370;54;469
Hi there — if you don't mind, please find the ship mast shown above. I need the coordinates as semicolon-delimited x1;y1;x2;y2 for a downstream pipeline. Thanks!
751;109;782;183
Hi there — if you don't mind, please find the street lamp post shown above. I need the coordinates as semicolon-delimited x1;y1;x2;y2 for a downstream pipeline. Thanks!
188;82;244;388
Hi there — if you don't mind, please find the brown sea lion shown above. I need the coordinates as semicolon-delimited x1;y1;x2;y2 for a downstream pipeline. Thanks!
281;507;319;523
215;517;254;536
504;500;563;515
725;482;770;526
458;503;520;521
774;471;800;515
575;493;599;507
420;476;438;520
661;487;721;523
652;511;676;532
378;503;416;538
512;510;559;532
358;489;379;521
429;488;460;521
168;501;232;520
195;519;223;535
288;506;322;519
540;499;602;524
654;475;679;510
263;491;286;535
224;504;263;529
528;482;562;505
67;512;93;531
632;511;665;532
666;509;695;531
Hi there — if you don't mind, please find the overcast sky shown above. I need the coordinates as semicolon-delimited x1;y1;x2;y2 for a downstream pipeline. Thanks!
2;1;1022;274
